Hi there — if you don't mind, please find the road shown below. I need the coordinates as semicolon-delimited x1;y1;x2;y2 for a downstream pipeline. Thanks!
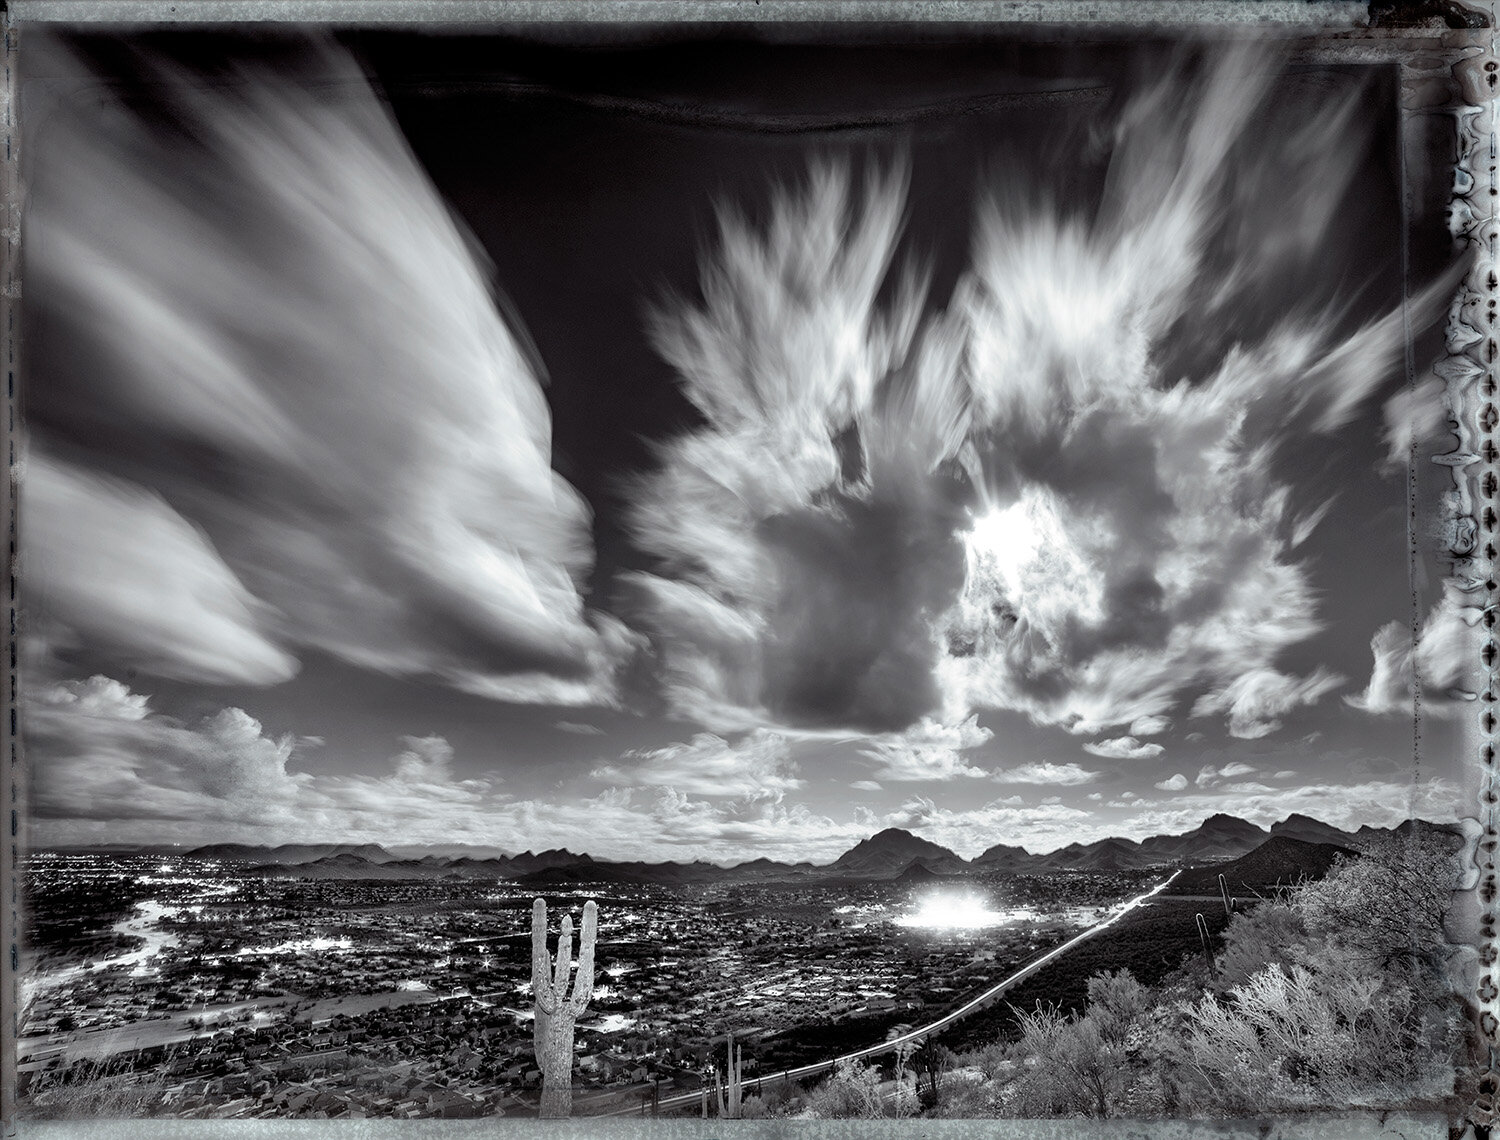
599;871;1180;1117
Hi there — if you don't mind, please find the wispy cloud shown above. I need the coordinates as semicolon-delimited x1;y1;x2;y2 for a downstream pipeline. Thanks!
1195;761;1257;787
627;49;1446;747
1348;583;1481;715
555;721;606;736
26;40;630;703
1190;667;1343;739
24;454;298;686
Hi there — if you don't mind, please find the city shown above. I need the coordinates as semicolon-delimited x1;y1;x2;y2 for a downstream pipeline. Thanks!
17;850;1156;1118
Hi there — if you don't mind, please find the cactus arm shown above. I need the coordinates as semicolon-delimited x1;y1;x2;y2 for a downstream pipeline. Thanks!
553;914;574;993
532;899;561;1015
568;900;598;1009
531;900;552;996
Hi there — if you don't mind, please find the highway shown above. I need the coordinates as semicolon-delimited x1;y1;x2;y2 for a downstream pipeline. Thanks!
598;870;1180;1117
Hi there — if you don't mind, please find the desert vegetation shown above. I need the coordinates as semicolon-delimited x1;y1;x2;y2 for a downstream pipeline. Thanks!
728;831;1471;1119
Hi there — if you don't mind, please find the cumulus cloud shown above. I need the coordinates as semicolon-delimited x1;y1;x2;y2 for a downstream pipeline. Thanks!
1155;773;1189;792
992;761;1098;786
856;715;992;781
591;729;803;801
53;674;1449;861
1081;736;1163;760
1348;583;1481;715
1195;761;1257;787
28;674;509;841
1189;667;1343;739
27;676;311;823
25;40;629;702
391;735;456;784
1129;715;1171;737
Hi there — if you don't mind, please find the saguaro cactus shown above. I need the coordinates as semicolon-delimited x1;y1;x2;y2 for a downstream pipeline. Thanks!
531;897;598;1119
713;1032;744;1118
1195;912;1213;971
1218;873;1234;917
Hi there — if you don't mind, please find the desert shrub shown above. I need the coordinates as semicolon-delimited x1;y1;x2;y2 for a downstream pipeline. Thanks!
1172;937;1461;1113
803;1059;887;1118
23;1056;174;1118
1004;970;1152;1118
936;1067;1001;1116
1214;900;1310;989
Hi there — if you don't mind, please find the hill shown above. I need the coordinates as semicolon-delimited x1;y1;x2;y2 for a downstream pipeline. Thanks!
1164;836;1354;897
829;828;965;878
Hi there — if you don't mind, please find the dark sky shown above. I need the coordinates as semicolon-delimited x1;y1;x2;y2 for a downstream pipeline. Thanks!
17;25;1473;860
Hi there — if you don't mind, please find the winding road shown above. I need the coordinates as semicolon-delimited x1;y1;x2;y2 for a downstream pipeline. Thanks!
600;871;1180;1117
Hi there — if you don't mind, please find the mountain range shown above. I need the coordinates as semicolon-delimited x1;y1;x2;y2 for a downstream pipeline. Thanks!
79;811;1456;886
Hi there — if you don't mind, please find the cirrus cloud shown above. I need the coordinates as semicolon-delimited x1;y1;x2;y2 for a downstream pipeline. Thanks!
26;41;630;704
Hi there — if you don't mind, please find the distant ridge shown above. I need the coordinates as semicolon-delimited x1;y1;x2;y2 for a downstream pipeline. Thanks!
43;815;1462;885
1165;835;1355;897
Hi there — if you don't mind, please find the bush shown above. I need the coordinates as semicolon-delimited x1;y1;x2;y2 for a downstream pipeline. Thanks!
1004;970;1152;1118
1171;938;1458;1113
804;1060;886;1118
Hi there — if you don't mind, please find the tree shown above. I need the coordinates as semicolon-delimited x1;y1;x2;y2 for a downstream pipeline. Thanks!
1294;831;1459;975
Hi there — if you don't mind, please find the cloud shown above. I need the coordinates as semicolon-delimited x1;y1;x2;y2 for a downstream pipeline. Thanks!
1382;375;1452;467
591;729;803;801
23;454;299;686
856;715;993;781
31;678;1459;859
1195;761;1257;787
850;780;883;792
391;735;456;784
622;163;972;734
27;676;311;824
1081;736;1164;760
25;40;629;703
1155;773;1189;792
932;54;1450;737
622;51;1445;746
1347;583;1481;715
992;761;1098;786
1129;715;1171;737
1189;667;1343;739
555;721;605;736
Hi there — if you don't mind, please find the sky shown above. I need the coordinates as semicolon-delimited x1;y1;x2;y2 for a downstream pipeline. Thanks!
17;26;1480;863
